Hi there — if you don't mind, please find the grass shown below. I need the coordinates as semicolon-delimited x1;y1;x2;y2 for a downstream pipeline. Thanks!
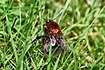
0;0;105;70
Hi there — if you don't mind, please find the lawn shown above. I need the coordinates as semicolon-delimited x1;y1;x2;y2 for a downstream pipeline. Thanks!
0;0;105;70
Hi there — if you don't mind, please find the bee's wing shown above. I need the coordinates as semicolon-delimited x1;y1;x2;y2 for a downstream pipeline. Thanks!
60;37;70;52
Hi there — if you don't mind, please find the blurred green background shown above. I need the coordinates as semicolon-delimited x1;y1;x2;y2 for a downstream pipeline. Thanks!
0;0;105;70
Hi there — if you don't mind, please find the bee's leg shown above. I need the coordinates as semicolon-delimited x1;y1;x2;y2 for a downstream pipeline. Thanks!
50;37;56;46
53;47;62;56
32;36;45;43
43;43;50;52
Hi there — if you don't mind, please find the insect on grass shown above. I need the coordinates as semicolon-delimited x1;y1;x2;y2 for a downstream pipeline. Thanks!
32;20;70;55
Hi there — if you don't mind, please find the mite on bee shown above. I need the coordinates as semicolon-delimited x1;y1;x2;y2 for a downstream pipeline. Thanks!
32;20;70;54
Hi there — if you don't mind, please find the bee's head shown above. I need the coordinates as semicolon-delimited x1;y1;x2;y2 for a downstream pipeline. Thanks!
43;20;60;36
